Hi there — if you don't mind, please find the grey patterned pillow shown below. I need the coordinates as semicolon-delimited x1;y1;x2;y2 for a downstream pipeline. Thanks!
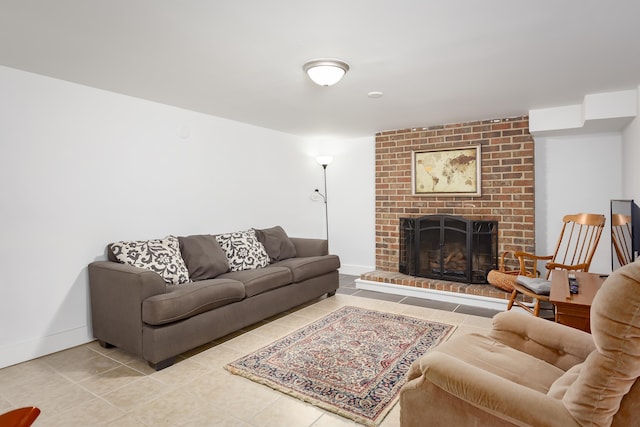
110;235;190;285
215;230;270;272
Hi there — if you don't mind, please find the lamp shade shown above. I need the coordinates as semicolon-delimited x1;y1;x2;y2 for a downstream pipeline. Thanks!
303;59;349;86
316;156;334;166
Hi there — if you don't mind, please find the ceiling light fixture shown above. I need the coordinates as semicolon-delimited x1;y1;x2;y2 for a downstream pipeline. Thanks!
303;59;349;86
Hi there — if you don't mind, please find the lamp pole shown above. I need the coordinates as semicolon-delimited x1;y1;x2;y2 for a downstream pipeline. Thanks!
322;163;329;246
315;156;333;251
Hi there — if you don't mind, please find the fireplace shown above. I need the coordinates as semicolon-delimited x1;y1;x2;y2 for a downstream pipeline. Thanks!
399;215;498;284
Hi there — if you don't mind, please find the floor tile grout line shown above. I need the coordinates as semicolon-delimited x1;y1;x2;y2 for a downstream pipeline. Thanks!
0;290;494;427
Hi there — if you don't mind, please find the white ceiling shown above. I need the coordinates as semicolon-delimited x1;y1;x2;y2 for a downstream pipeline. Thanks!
1;1;640;139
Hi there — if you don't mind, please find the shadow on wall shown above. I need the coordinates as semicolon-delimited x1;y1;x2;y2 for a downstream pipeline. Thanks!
40;266;95;360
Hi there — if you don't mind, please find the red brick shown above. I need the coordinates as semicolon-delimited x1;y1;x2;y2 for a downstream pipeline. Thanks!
374;116;534;282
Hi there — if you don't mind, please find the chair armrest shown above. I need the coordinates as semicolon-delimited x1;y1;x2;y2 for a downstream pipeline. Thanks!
488;311;595;371
88;261;167;355
289;237;328;257
546;262;589;272
410;352;580;427
497;251;524;274
514;251;554;262
505;251;552;276
497;251;512;271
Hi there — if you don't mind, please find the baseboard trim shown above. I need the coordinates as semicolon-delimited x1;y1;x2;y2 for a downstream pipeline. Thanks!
0;326;94;369
339;264;375;276
355;279;519;311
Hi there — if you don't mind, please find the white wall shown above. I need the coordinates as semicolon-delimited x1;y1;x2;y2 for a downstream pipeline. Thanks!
534;133;622;274
304;136;376;275
0;66;375;368
622;85;640;201
14;58;640;367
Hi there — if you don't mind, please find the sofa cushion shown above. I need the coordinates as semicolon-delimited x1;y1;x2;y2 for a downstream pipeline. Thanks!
272;255;341;283
142;279;245;325
254;226;297;262
218;266;292;298
179;234;229;280
434;332;565;393
110;235;190;285
215;230;270;272
516;276;552;295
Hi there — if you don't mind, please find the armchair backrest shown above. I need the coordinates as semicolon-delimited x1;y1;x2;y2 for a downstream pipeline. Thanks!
546;213;606;278
557;260;640;425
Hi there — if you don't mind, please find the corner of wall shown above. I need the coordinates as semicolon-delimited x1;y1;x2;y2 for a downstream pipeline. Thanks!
529;88;637;137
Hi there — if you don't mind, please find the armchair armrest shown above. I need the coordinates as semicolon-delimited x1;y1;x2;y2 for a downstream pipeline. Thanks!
289;237;328;257
88;261;167;356
488;311;595;371
409;351;580;427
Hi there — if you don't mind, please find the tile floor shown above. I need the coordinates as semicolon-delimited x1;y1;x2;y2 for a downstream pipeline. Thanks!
0;275;499;426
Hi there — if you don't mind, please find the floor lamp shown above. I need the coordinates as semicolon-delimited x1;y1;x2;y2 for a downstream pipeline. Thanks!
314;156;333;249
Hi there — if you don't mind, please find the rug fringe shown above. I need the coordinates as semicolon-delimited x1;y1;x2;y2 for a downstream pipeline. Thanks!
225;363;393;426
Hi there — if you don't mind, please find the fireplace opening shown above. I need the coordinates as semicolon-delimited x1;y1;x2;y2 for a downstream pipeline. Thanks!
399;215;498;284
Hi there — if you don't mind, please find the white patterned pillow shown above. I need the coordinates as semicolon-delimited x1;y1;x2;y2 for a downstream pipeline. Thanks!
215;230;270;272
110;235;190;285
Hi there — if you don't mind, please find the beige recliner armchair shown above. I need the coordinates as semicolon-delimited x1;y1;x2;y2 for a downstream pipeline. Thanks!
400;260;640;426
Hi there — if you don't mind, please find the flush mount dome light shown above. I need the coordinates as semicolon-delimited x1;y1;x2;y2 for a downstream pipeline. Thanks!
303;59;349;86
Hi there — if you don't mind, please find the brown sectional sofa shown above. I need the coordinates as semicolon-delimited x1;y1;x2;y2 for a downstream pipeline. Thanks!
88;227;340;370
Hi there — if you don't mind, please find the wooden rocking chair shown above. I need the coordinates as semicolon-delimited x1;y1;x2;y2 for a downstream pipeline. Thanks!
612;213;634;267
506;213;606;317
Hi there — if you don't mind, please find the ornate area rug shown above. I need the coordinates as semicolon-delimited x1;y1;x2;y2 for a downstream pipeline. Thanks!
225;306;456;426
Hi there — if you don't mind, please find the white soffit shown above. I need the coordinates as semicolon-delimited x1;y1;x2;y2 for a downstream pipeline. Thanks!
529;89;637;136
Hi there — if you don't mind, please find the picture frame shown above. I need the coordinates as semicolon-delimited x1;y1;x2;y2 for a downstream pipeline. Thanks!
412;146;481;196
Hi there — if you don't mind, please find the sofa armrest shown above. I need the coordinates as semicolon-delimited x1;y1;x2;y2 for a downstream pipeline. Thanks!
88;261;167;356
89;261;167;298
289;237;328;257
488;311;595;371
405;351;580;427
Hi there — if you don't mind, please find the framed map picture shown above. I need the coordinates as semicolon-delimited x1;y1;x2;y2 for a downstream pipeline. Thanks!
412;146;481;196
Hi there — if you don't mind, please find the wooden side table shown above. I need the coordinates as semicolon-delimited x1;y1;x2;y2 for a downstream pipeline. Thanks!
549;270;607;333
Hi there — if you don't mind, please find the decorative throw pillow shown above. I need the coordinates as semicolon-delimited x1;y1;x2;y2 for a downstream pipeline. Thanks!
253;226;297;262
179;234;230;281
110;235;190;285
215;230;270;272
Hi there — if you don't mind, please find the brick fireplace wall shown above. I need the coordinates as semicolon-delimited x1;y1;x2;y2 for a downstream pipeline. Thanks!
374;116;535;275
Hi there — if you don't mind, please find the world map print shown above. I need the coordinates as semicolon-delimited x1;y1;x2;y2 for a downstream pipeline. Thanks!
414;147;480;195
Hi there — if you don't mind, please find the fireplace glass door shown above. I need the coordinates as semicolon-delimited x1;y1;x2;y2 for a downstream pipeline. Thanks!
399;215;497;284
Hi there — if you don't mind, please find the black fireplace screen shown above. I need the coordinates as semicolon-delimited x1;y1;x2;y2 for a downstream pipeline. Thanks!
399;215;498;284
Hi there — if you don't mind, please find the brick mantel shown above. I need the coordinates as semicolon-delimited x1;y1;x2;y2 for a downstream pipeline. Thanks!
375;116;535;274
